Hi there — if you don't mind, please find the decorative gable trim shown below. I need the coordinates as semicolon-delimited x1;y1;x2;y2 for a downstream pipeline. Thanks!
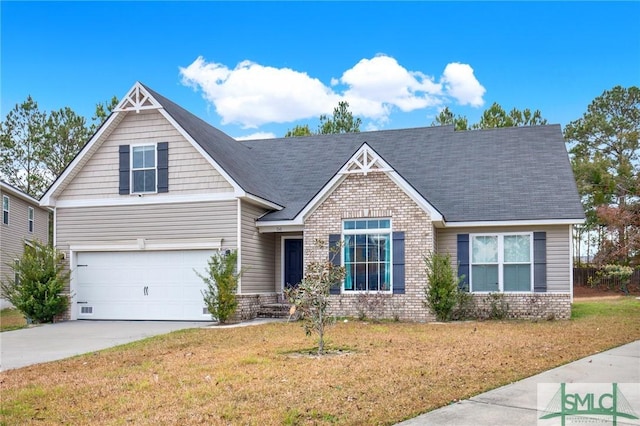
256;143;443;232
113;82;162;113
339;144;391;175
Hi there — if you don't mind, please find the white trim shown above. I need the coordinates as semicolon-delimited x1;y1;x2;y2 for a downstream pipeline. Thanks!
257;223;305;233
53;208;57;246
284;143;444;227
386;171;443;223
155;108;245;196
2;194;8;225
469;232;534;293
54;192;237;208
444;218;585;228
281;236;303;293
40;111;124;207
27;206;34;233
70;249;77;320
113;82;162;113
242;193;283;211
341;218;394;293
339;144;392;175
569;224;574;303
236;199;242;294
69;239;223;252
1;181;43;206
130;143;158;194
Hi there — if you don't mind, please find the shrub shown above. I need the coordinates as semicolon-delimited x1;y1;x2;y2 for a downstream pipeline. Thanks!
196;250;243;324
450;290;477;321
285;240;345;355
0;240;69;323
423;252;463;321
484;293;509;320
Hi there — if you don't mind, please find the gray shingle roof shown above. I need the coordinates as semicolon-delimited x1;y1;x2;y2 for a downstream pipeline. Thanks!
146;85;584;224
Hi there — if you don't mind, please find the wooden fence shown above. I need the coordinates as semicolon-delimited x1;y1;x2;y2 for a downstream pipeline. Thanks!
573;267;640;287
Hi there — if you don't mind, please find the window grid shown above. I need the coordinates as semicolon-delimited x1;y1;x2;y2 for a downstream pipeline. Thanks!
2;195;8;225
28;207;34;233
342;219;392;293
470;233;533;293
131;144;157;193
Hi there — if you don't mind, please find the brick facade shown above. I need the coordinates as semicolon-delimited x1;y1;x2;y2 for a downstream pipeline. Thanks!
304;172;437;322
301;171;572;322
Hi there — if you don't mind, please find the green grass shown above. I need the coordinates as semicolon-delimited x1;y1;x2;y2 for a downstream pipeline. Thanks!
0;308;27;332
572;296;640;319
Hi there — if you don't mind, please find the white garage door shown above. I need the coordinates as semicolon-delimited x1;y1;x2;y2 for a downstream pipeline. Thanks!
76;250;215;321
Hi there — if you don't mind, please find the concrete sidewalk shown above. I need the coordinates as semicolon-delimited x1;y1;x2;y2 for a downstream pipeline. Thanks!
396;340;640;425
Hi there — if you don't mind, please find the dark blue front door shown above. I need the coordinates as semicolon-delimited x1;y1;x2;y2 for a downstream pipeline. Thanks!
284;239;303;289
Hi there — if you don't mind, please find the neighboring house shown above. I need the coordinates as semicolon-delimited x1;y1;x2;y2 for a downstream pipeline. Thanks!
40;82;585;322
0;181;51;309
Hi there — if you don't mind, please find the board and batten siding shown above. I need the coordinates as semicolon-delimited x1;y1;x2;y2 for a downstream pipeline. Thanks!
0;190;49;293
240;201;276;294
436;225;572;292
59;109;233;200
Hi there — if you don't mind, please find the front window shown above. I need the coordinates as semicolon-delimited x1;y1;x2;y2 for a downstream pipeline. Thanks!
131;145;156;193
28;207;34;233
2;195;8;225
471;233;532;292
343;219;391;292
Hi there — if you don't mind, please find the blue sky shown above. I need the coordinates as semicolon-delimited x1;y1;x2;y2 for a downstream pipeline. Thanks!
2;1;639;140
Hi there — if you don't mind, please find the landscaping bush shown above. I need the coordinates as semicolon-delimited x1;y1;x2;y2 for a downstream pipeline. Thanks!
0;240;69;323
197;250;242;324
423;252;463;321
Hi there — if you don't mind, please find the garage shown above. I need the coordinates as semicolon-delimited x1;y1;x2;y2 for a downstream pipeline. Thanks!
76;250;215;321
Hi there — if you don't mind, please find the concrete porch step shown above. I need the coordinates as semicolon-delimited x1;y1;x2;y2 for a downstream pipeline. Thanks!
257;303;295;319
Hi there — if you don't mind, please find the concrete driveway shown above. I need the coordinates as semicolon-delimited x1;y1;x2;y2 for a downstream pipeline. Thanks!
0;320;213;371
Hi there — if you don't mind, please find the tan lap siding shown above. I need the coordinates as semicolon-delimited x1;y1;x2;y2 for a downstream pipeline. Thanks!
56;200;237;250
59;109;233;200
240;201;275;294
0;191;49;285
436;225;572;292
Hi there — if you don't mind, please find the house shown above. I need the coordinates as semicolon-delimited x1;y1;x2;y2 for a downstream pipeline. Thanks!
1;181;51;309
40;82;585;322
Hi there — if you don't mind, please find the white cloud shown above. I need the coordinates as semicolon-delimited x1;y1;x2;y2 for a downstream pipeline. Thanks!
179;55;485;128
441;63;486;107
235;131;276;141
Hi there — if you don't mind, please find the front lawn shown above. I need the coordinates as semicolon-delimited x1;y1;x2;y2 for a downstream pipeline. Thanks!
0;308;27;332
1;297;639;425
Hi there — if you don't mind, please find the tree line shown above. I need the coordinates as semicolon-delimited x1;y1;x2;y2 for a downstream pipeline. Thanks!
2;86;638;266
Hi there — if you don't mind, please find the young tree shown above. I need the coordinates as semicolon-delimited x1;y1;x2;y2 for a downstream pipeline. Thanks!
285;240;345;355
0;240;70;323
564;86;640;265
423;252;464;321
196;250;243;324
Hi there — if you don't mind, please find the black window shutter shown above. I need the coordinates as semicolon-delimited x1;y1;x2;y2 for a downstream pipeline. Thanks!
533;232;547;292
457;234;470;291
328;234;341;294
392;231;405;294
157;142;169;193
119;145;130;195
